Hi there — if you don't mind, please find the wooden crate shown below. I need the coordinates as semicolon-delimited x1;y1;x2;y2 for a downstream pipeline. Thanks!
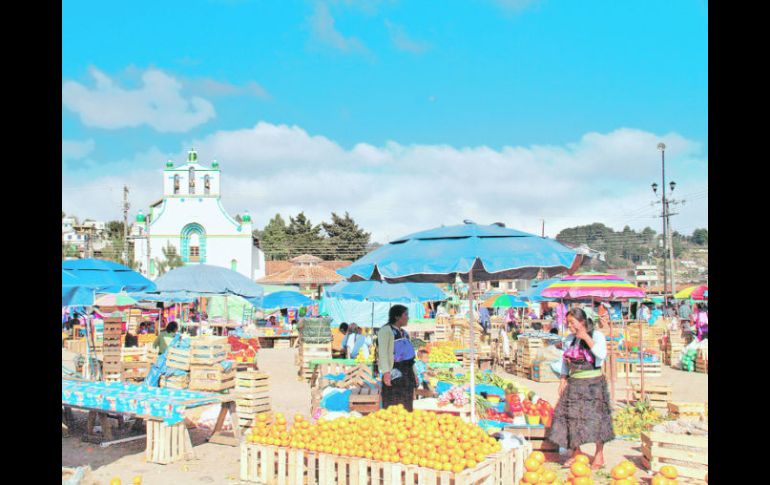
531;361;559;383
299;343;332;381
161;374;189;390
641;431;708;480
65;339;88;354
166;347;191;371
616;359;662;378
310;362;360;390
632;384;672;412
667;402;707;420
695;348;708;374
190;336;229;365
503;426;559;452
138;334;156;346
240;443;521;485
349;386;381;414
236;371;272;427
122;361;151;381
274;338;292;349
189;364;236;392
146;419;195;465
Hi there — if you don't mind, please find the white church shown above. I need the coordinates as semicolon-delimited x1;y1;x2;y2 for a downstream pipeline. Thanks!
132;149;266;281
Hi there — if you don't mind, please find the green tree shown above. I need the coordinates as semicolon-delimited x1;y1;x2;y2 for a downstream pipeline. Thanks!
62;244;79;259
259;214;290;260
154;243;184;275
691;228;708;245
105;221;125;240
321;212;371;261
286;212;325;258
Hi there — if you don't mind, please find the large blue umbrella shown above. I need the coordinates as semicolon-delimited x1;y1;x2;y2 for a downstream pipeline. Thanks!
62;259;156;294
129;291;198;303
337;221;581;422
62;270;97;307
338;222;580;283
261;291;313;309
153;265;263;299
324;281;448;303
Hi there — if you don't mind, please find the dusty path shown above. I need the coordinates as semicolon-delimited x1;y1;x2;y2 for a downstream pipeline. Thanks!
62;349;707;484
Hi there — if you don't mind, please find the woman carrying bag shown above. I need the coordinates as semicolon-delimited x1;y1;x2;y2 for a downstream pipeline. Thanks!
376;305;419;411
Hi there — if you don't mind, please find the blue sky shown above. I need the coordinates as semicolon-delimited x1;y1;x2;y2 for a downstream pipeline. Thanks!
62;0;708;242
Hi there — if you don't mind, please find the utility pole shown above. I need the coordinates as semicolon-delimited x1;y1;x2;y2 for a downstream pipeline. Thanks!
541;219;545;238
123;185;130;265
652;143;684;304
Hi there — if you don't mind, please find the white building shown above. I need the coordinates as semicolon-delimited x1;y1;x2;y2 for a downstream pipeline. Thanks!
132;150;265;280
634;263;660;287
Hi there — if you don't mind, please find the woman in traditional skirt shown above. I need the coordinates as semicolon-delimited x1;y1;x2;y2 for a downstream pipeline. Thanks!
377;305;418;411
547;308;614;469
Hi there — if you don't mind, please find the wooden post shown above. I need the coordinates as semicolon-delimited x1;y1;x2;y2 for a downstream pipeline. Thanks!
467;268;476;423
639;319;645;400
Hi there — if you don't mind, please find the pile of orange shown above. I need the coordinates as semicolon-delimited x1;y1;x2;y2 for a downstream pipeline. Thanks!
564;455;594;485
608;460;640;485
245;405;502;472
650;465;680;485
518;451;560;485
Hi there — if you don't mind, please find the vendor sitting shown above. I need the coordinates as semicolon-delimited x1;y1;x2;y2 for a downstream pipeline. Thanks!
153;321;178;354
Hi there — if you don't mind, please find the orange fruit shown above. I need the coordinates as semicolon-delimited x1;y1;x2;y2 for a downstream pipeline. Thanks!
453;463;465;473
531;451;546;463
620;461;637;476
570;463;591;478
614;479;632;485
611;466;630;479
574;455;590;465
651;475;668;485
132;478;142;485
525;458;542;472
524;472;541;484
543;470;557;482
476;453;487;462
659;466;678;479
466;460;478;469
573;478;591;485
109;479;121;485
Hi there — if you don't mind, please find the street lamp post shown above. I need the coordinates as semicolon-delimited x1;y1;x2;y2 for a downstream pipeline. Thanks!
652;143;677;304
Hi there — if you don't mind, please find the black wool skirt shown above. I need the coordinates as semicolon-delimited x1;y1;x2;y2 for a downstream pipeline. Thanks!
381;362;416;412
547;375;615;449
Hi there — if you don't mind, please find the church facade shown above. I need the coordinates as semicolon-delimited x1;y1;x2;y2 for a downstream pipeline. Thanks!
132;150;265;280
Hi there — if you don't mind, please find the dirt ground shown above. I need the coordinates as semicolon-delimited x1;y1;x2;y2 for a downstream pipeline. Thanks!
62;348;708;485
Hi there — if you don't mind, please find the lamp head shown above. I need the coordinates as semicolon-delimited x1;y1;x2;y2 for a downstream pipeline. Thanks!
651;183;658;194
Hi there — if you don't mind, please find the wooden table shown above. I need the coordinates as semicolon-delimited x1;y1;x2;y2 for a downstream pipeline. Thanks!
62;395;240;464
256;335;299;349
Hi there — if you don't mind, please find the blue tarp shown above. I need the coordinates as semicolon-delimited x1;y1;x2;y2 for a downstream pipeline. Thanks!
324;281;448;303
153;264;263;304
436;381;505;397
319;296;425;328
62;259;156;294
262;291;314;309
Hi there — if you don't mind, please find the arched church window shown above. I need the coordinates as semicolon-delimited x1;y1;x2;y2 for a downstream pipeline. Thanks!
189;233;200;261
204;175;210;195
173;175;180;195
231;259;237;271
180;223;206;264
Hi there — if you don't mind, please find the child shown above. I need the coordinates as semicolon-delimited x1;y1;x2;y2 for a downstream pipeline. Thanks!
414;349;435;395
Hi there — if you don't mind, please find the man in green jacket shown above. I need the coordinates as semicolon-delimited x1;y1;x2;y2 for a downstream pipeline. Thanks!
153;321;178;354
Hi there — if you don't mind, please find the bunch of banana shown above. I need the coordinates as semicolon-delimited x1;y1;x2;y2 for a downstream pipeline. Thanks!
612;401;665;437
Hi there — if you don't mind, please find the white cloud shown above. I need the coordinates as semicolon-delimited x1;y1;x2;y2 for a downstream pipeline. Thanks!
385;20;430;54
309;2;369;54
62;67;216;132
62;122;707;243
62;139;95;160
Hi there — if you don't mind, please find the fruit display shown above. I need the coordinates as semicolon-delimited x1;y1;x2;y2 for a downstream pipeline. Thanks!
564;455;595;485
485;409;513;423
650;465;680;485
227;336;259;363
245;406;503;472
437;384;470;407
518;450;560;485
425;342;459;363
607;459;640;485
612;401;665;438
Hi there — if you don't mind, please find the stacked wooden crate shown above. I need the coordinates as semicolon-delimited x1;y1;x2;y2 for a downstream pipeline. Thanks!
531;361;559;383
121;346;158;382
102;318;123;382
164;346;191;389
515;337;543;380
189;337;235;392
235;371;271;428
641;431;708;480
160;374;190;389
632;383;672;412
298;342;332;382
667;401;707;421
616;355;662;379
695;347;708;374
663;330;685;367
